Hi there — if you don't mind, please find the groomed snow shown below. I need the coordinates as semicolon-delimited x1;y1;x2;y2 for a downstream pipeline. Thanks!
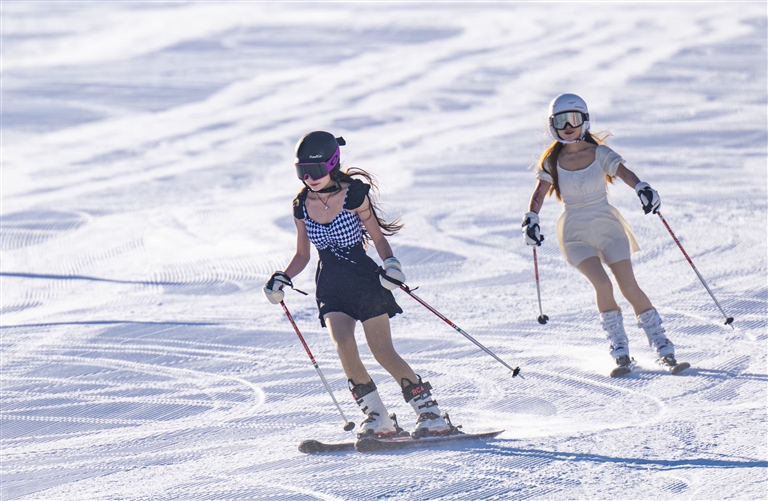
2;2;766;500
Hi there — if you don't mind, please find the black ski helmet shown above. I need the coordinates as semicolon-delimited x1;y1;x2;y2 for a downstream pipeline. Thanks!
294;131;346;169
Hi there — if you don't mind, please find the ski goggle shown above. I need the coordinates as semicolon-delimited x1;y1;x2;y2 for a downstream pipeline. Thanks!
295;146;340;181
551;111;589;130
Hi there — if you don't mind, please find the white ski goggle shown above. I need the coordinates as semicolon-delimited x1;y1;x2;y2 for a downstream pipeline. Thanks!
551;111;589;130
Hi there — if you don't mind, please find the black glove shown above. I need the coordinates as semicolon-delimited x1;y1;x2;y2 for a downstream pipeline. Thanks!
522;212;544;246
263;271;292;304
635;182;660;214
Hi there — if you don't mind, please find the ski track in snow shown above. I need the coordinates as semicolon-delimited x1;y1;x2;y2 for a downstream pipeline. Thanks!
1;3;766;500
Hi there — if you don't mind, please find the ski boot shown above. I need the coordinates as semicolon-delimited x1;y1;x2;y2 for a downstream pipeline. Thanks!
401;376;453;438
637;309;689;374
601;310;634;377
350;380;401;438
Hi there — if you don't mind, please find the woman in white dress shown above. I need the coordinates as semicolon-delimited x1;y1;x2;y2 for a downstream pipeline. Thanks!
522;94;686;376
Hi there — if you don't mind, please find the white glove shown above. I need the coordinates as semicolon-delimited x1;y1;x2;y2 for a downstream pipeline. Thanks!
635;182;660;214
263;271;292;304
379;257;405;290
522;212;544;246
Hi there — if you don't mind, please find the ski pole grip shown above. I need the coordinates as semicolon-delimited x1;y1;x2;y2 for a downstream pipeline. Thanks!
377;266;408;290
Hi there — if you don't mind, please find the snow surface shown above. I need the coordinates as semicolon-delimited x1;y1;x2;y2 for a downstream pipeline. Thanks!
2;2;767;500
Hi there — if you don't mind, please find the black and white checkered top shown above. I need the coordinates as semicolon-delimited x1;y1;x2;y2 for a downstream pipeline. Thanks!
294;180;371;263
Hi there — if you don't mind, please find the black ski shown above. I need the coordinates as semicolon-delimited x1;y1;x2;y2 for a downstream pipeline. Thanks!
610;357;637;378
664;361;691;375
609;358;691;378
658;355;691;375
299;430;503;454
356;430;504;452
298;439;356;454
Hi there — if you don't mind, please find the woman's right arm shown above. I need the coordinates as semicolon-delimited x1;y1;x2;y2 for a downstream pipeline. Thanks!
522;180;551;247
283;218;311;279
528;180;551;213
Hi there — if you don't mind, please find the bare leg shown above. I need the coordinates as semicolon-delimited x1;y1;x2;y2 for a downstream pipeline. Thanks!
362;314;418;387
576;256;620;312
324;311;370;384
607;259;653;316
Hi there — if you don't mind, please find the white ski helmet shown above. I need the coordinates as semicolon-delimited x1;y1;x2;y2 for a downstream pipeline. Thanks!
547;93;590;143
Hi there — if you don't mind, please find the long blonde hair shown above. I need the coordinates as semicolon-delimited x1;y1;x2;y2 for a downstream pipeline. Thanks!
537;131;614;201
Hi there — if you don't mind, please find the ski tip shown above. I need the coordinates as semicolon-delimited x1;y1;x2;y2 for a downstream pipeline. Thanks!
298;440;324;454
298;439;356;454
609;368;632;378
669;362;691;375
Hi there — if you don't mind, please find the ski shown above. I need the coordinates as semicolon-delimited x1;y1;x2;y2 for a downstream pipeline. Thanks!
610;367;632;378
608;358;691;378
658;355;691;375
355;429;504;452
610;357;637;378
662;360;691;375
299;430;504;454
298;439;356;454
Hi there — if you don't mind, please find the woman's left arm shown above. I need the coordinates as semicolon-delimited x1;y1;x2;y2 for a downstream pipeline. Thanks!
616;163;661;214
355;196;394;260
355;196;405;289
615;163;641;187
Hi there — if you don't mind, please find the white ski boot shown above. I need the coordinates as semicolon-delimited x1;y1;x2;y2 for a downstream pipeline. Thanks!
350;380;400;438
637;309;690;374
601;310;635;377
636;308;675;357
401;377;452;438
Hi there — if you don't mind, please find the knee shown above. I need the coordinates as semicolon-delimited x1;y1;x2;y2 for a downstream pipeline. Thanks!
592;275;614;294
369;342;398;362
330;331;357;352
618;282;645;302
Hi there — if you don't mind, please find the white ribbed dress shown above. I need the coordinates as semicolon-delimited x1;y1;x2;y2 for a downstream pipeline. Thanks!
537;145;640;267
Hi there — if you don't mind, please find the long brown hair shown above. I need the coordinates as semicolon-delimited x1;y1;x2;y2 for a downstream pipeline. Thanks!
537;131;613;201
299;165;403;249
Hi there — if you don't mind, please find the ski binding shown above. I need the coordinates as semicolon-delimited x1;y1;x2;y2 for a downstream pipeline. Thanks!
610;356;637;378
659;355;690;375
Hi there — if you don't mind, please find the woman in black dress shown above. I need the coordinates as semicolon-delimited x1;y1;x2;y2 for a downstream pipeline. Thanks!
263;131;452;437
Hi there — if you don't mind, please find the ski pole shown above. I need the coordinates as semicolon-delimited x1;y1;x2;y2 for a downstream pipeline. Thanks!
656;211;734;327
280;301;356;431
379;271;521;378
533;247;549;325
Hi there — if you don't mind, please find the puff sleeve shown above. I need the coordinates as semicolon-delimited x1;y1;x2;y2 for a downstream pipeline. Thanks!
344;179;371;210
536;167;554;184
292;189;308;219
596;145;625;177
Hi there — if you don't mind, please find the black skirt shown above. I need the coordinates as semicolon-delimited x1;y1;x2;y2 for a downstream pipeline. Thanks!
314;244;403;327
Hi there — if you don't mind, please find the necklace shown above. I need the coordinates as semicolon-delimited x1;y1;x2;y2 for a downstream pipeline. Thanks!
317;192;333;210
314;183;340;210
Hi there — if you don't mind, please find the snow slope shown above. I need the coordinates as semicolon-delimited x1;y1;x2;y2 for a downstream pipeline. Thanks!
2;2;766;500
